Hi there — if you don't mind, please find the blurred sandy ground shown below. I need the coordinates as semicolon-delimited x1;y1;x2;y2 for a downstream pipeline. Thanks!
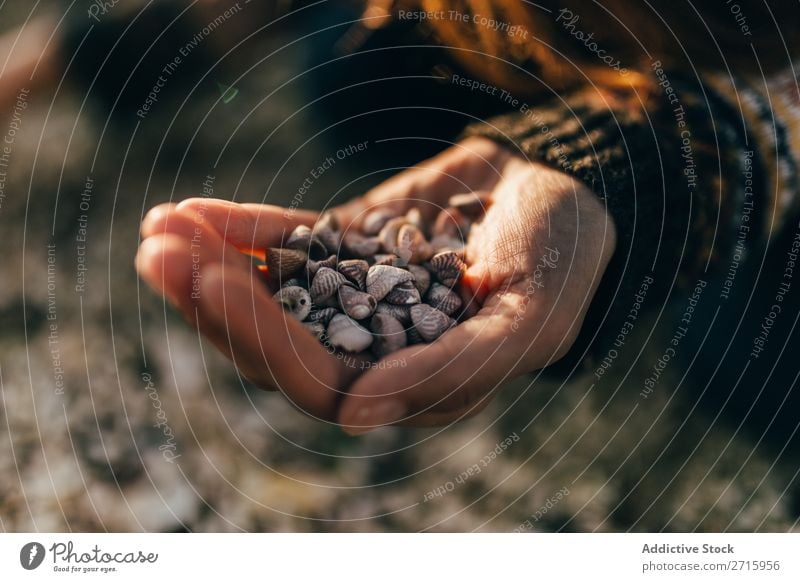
0;0;797;532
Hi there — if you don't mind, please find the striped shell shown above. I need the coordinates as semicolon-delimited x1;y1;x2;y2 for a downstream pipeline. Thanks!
410;304;455;342
310;267;348;302
305;306;339;325
337;259;369;290
285;225;328;260
428;251;466;287
425;282;462;316
366;265;415;301
408;265;431;296
306;254;338;277
385;281;421;305
374;302;412;325
266;248;307;281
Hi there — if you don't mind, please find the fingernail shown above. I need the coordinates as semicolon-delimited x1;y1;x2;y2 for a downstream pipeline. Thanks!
344;400;406;436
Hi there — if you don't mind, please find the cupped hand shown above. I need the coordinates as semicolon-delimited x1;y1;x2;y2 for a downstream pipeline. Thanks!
135;137;616;434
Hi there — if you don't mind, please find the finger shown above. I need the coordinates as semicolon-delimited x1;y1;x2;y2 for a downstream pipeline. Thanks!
338;306;527;434
197;264;359;420
140;203;177;238
174;198;319;251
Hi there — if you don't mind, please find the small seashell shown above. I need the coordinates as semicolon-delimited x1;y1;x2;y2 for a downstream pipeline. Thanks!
281;277;305;289
285;225;328;260
373;254;401;266
408;265;431;296
366;265;415;301
378;217;409;253
370;313;407;358
327;314;373;352
425;282;462;316
362;207;399;236
343;232;381;258
337;259;369;290
306;307;339;325
316;210;339;233
410;304;455;342
274;286;312;321
303;321;326;340
396;223;433;264
433;207;470;239
313;225;340;255
448;191;492;218
310;267;348;303
266;248;307;280
338;285;377;320
385;280;421;305
375;302;412;325
428;250;466;287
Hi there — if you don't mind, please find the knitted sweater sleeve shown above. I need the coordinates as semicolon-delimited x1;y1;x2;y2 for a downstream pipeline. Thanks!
461;70;793;365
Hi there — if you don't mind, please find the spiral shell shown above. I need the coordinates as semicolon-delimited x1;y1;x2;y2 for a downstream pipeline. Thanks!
448;191;492;218
370;313;407;358
327;314;373;353
425;282;462;316
274;286;312;321
266;248;307;280
344;232;381;258
362;207;399;236
410;304;455;342
337;259;368;290
408;264;431;296
428;251;466;287
366;265;415;301
310;267;348;302
385;280;421;305
338;285;377;320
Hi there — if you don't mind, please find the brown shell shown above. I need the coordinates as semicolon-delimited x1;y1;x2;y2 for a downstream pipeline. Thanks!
428;251;467;287
405;207;425;231
373;254;401;267
425;282;462;316
285;225;328;260
410;304;455;342
310;267;348;302
337;259;369;290
366;264;415;301
338;285;377;320
396;223;433;264
370;313;407;358
313;225;341;255
407;265;431;296
266;248;307;280
385;281;421;306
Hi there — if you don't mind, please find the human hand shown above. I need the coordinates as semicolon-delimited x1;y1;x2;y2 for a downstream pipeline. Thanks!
135;137;616;433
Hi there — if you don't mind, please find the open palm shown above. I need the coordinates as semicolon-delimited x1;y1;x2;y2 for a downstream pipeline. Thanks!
136;137;616;433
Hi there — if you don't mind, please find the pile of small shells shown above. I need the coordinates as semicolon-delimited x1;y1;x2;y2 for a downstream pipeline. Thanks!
265;192;490;358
